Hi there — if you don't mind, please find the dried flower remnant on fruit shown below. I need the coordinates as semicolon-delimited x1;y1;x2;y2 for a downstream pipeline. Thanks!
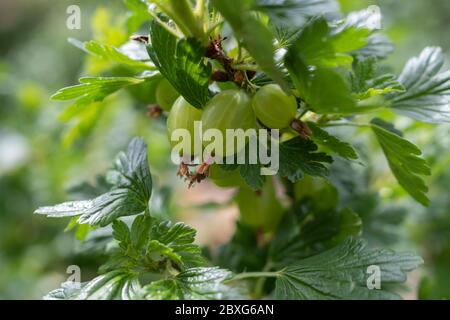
211;70;231;83
177;162;191;179
291;119;312;140
188;168;210;188
147;105;163;118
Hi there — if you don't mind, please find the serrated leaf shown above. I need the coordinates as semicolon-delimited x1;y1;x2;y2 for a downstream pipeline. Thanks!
351;58;404;103
239;163;265;191
370;118;403;136
284;20;361;114
307;122;358;160
211;0;290;93
279;137;333;182
292;65;359;114
330;27;370;54
45;270;142;300
150;221;203;267
356;74;405;100
356;34;394;58
371;122;431;206
112;220;131;247
340;6;382;31
143;267;238;300
287;18;352;68
148;20;211;108
147;240;184;266
270;199;362;263
83;40;154;71
130;214;152;250
51;77;145;104
218;144;266;190
341;8;394;59
254;0;340;28
109;216;204;272
275;238;423;300
344;192;407;247
390;47;450;123
35;137;153;226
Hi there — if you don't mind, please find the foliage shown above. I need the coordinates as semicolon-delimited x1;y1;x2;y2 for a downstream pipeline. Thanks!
11;0;450;300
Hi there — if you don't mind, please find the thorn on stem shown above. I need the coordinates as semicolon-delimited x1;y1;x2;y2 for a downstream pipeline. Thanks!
130;35;149;44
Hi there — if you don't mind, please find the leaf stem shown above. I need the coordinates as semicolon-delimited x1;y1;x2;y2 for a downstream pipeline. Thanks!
252;262;274;299
231;63;260;72
321;122;370;129
226;271;280;283
195;0;206;20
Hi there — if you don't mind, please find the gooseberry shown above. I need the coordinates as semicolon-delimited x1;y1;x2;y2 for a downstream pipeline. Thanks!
235;178;285;231
252;84;297;129
201;89;256;158
209;165;245;188
167;96;202;157
156;79;180;111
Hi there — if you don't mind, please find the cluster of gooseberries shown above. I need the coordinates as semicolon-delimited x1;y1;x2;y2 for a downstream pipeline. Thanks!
151;74;311;230
158;82;307;174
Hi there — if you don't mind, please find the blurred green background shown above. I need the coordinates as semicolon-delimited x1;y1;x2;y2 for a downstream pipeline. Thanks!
0;0;449;299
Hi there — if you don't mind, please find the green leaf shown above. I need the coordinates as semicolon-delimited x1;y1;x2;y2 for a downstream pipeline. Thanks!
344;192;407;246
218;223;268;273
284;17;384;114
239;163;266;191
45;270;142;300
254;0;340;28
307;122;358;160
51;77;145;105
211;0;290;93
352;58;405;100
285;17;369;68
287;18;352;68
148;20;211;108
270;198;362;263
130;214;152;250
112;220;131;249
109;215;204;271
390;47;450;123
150;221;203;267
356;75;405;100
83;40;154;71
218;144;267;190
307;68;360;114
125;0;152;33
340;6;382;31
285;45;357;114
275;238;423;300
35;137;153;226
356;34;394;59
371;122;431;206
143;267;238;300
330;27;370;54
279;137;333;182
370;118;403;136
340;7;394;58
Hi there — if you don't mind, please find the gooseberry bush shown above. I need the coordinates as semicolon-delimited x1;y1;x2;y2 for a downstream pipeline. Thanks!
35;0;450;300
